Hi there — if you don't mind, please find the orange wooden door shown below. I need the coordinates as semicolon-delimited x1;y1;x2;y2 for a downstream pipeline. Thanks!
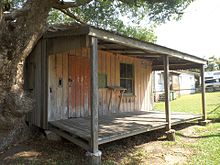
68;55;90;117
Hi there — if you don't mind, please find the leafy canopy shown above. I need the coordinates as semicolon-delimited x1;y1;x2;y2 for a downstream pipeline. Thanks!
8;0;194;42
206;56;220;71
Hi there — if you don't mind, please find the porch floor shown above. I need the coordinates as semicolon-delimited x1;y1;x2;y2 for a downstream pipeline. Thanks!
49;111;202;147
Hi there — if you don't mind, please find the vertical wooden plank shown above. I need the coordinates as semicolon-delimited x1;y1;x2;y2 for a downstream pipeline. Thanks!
41;39;48;128
62;54;69;119
68;54;74;117
84;54;90;116
143;62;147;111
83;56;90;117
106;52;111;113
86;48;91;116
134;59;138;111
56;54;63;120
48;55;57;121
75;57;81;117
98;51;103;116
115;54;120;113
68;54;72;117
34;43;42;126
200;65;206;120
115;54;120;86
164;55;171;131
138;60;142;111
148;63;153;111
111;53;117;113
80;56;84;117
145;62;149;111
102;51;107;115
79;56;89;117
90;37;99;153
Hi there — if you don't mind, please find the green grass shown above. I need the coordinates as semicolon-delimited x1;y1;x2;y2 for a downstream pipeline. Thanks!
154;92;220;164
188;123;220;165
154;92;220;119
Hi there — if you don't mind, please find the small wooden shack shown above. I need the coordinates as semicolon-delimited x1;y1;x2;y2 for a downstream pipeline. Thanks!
24;24;207;163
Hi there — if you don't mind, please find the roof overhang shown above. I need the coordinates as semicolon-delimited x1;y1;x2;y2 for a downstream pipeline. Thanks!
44;25;207;70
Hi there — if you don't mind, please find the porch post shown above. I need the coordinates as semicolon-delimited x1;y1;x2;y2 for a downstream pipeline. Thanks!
87;37;102;164
199;64;209;125
163;55;175;141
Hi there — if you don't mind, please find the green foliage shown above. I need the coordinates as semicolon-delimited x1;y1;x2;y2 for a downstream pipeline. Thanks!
47;9;73;24
9;0;194;42
117;26;157;42
205;56;220;71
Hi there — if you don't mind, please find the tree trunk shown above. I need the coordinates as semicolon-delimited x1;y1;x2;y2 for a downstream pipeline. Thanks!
0;0;55;151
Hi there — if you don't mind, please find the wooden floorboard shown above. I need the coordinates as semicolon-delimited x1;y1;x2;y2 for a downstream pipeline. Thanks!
49;111;202;145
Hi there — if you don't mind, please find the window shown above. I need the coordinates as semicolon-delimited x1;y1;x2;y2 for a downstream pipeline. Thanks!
120;63;134;94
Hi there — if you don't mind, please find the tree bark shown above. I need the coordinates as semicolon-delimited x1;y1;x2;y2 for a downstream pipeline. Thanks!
0;0;56;150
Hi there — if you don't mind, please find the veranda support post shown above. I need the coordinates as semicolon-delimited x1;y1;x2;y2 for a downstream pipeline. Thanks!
163;55;175;141
87;37;102;164
199;64;209;126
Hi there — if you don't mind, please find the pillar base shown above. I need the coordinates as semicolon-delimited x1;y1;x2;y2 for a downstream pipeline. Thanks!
199;119;211;126
165;129;176;141
86;150;102;165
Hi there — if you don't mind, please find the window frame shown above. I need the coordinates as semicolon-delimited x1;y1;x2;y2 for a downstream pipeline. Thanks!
120;63;135;95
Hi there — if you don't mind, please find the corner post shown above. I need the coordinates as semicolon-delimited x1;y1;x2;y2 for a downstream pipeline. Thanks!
163;55;175;141
87;37;101;164
201;64;206;120
199;64;209;126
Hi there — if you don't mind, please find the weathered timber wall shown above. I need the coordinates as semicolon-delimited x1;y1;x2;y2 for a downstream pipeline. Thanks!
24;40;48;128
48;47;153;121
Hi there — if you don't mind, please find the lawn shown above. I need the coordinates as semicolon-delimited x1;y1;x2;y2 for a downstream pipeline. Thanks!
154;91;220;119
150;91;220;164
105;92;220;164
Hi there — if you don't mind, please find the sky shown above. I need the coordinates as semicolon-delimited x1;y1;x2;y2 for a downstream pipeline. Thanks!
155;0;220;59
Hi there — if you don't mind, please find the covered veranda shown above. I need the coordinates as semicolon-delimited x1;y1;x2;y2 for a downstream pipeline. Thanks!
45;25;207;164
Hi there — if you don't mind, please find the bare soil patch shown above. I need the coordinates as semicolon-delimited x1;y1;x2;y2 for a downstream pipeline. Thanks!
0;124;199;165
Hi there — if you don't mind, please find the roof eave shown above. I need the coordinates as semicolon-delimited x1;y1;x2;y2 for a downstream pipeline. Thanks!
88;26;207;65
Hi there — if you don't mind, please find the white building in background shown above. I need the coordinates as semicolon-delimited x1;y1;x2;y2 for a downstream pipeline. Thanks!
204;71;220;92
153;71;196;102
205;71;220;80
179;73;196;95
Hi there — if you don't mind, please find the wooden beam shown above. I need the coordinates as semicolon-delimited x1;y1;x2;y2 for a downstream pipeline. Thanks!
163;55;171;130
90;37;99;153
43;25;89;38
49;126;90;151
89;27;207;65
153;63;201;71
200;65;207;120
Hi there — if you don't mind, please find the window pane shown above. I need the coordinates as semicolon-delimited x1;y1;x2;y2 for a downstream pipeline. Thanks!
120;63;126;77
120;63;134;94
126;79;133;93
120;79;126;88
126;64;133;78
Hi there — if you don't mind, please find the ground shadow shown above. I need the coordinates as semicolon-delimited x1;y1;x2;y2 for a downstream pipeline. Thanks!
176;132;220;139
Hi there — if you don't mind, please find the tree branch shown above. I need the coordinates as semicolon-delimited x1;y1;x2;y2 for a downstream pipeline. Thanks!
53;0;92;10
0;3;3;22
59;9;86;24
4;8;29;20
